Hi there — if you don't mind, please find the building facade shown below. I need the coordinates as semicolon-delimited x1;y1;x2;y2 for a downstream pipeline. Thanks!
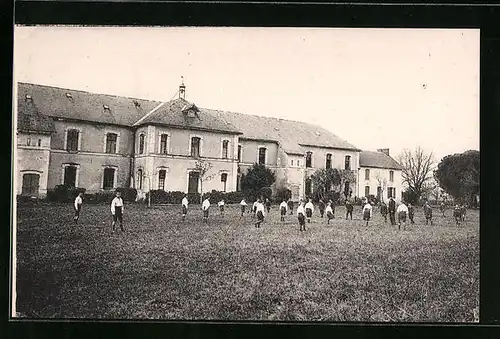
15;82;402;202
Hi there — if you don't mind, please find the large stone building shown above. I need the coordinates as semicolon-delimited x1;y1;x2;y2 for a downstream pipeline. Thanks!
15;81;402;202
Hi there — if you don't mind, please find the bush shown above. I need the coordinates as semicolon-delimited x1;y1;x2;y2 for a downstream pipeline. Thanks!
17;195;39;205
116;187;138;202
259;187;273;201
46;185;86;203
224;191;245;204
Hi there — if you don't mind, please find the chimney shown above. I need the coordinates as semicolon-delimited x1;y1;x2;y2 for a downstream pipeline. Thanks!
179;76;186;99
377;148;390;156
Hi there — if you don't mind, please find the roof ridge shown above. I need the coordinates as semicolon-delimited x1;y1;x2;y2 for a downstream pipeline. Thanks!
18;82;162;104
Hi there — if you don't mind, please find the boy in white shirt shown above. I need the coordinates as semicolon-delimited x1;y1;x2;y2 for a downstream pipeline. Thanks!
362;200;373;227
397;202;409;230
218;199;225;215
305;198;315;223
255;199;265;228
181;194;189;221
279;199;288;222
202;196;211;223
240;198;247;217
325;201;335;224
252;200;258;218
297;200;306;231
74;192;83;224
111;191;125;233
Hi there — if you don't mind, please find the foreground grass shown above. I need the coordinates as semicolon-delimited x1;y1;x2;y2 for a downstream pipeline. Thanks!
15;203;479;322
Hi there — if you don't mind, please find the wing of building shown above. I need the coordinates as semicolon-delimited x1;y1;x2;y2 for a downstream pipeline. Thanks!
15;82;402;202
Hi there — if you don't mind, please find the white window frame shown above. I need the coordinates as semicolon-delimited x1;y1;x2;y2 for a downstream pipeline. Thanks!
365;185;370;197
103;130;121;154
189;134;204;157
326;153;332;169
64;127;82;152
257;145;268;165
365;169;370;181
237;144;243;162
138;133;146;154
220;170;229;192
344;154;352;170
157;166;169;191
305;151;314;168
389;170;394;182
221;139;230;159
158;133;170;155
61;163;81;187
101;165;118;190
136;167;144;190
186;169;201;194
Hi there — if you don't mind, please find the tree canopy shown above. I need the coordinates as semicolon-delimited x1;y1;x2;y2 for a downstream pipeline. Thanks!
397;147;436;203
241;163;276;201
434;150;479;206
311;168;342;202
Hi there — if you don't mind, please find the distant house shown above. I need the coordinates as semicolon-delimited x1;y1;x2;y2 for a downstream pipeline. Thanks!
358;149;403;203
15;81;402;201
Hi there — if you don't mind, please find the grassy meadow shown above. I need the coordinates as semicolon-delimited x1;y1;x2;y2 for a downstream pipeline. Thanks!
14;202;479;322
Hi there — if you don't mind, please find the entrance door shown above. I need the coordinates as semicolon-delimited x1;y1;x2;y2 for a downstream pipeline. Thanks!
64;166;77;187
188;172;199;194
22;173;40;196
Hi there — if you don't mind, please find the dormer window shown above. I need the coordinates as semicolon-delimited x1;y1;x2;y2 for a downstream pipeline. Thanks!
66;93;73;98
25;95;32;101
103;105;110;111
133;100;140;108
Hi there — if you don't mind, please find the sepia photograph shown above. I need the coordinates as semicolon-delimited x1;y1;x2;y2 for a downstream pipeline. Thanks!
12;26;479;322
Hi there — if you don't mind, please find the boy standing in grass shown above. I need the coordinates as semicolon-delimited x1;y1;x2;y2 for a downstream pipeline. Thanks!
396;201;409;230
218;199;225;215
279;199;288;222
345;199;353;220
111;191;124;233
305;198;315;223
255;199;265;228
318;199;325;218
202;196;210;223
380;201;388;223
252;200;258;218
288;199;294;215
240;198;247;217
388;197;396;225
424;201;433;225
325;200;335;224
453;204;462;226
408;203;415;224
297;200;306;231
181;194;189;221
73;192;83;224
362;200;372;227
439;202;446;217
265;198;272;214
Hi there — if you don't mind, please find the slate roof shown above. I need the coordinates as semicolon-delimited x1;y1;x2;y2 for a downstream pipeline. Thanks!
133;98;241;134
17;82;360;152
209;110;360;153
359;151;403;170
17;82;161;126
17;97;55;134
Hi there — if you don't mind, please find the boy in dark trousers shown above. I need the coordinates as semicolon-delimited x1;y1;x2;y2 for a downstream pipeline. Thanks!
288;199;294;215
380;201;388;223
318;199;325;218
345;200;353;220
388;197;396;225
265;198;272;214
408;203;415;224
74;192;83;224
325;201;335;224
424;202;433;225
111;191;124;233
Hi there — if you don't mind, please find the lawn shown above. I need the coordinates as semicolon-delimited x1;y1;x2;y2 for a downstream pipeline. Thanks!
14;202;479;322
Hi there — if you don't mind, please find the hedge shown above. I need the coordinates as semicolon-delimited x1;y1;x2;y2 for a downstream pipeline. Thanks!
46;185;86;203
143;190;246;205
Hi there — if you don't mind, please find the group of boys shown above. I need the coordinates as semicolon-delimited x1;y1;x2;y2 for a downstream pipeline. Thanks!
72;191;468;233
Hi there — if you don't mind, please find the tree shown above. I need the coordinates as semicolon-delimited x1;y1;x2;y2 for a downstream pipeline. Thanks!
241;163;276;201
434;150;479;207
310;168;342;202
397;147;436;204
194;158;216;204
339;169;356;198
375;172;388;203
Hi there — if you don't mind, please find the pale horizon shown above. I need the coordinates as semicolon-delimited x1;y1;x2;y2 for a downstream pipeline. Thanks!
14;26;480;162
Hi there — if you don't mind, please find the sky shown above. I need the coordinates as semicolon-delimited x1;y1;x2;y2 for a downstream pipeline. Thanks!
14;26;480;162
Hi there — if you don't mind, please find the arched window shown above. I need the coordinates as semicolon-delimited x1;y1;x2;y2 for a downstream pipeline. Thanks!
222;140;229;159
326;154;332;169
221;173;228;192
344;155;351;170
258;147;267;165
306;152;313;168
137;168;143;190
365;169;370;180
138;134;145;154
